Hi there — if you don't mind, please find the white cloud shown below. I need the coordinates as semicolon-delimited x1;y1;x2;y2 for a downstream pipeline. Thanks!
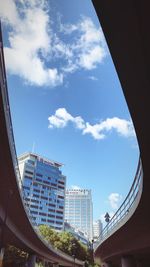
83;122;105;140
48;108;136;140
0;0;63;87
62;17;106;73
0;1;107;86
79;45;105;70
48;108;85;129
0;0;18;26
88;76;98;81
83;117;135;139
108;193;122;210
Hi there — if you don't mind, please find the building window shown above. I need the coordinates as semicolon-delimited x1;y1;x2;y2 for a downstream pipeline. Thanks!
56;221;62;225
25;170;34;175
56;216;63;219
47;219;54;223
30;211;38;214
39;212;47;216
24;175;32;180
36;173;43;177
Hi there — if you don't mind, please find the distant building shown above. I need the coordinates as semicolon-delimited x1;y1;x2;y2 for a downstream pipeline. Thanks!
65;189;93;240
93;219;103;241
64;221;89;246
18;152;66;231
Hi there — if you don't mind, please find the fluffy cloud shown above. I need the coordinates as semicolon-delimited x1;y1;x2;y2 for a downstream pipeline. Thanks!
0;0;63;87
48;108;85;129
108;193;122;210
0;1;107;87
48;108;136;140
83;117;135;139
88;76;98;81
61;17;106;72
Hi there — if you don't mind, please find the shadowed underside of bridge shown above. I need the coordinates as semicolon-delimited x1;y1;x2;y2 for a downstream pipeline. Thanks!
92;0;150;266
0;26;83;266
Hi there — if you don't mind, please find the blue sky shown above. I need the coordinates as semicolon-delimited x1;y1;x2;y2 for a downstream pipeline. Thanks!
0;0;139;224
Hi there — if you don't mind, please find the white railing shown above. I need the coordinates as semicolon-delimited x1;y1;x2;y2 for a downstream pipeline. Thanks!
94;158;143;249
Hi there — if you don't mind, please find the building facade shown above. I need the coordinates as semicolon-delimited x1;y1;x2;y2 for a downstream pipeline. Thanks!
93;219;103;241
64;221;89;246
65;189;93;240
18;152;66;231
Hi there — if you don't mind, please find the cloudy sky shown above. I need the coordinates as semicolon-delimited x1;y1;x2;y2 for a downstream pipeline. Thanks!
0;0;139;224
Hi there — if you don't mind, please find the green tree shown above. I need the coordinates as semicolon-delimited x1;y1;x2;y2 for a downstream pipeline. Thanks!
38;225;60;246
3;245;28;266
38;225;89;261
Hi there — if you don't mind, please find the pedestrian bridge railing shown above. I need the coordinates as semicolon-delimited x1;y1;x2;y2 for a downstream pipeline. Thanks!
94;158;143;250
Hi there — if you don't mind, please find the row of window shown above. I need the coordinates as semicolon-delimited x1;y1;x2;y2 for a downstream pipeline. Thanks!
25;199;63;214
41;218;63;225
30;210;63;220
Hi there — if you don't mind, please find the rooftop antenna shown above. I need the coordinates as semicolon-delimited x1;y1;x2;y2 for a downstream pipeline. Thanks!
32;142;35;153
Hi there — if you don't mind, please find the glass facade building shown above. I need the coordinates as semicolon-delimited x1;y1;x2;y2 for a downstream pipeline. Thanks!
18;152;66;231
65;189;93;240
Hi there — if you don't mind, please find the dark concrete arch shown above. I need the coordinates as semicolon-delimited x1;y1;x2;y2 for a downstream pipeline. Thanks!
92;0;150;266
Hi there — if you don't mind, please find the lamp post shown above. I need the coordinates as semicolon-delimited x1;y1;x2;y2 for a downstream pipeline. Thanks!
91;239;94;265
72;254;75;267
71;241;76;267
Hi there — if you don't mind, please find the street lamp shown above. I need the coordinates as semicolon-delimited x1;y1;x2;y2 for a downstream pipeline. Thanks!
71;241;76;267
91;239;94;265
72;254;75;267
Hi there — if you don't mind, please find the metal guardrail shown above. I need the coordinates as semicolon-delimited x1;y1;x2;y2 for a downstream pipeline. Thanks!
95;157;143;249
0;33;37;227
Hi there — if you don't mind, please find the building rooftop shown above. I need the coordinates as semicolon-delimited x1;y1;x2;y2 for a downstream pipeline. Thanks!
18;152;64;168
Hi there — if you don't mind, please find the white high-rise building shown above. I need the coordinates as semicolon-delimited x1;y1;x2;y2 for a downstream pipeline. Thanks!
93;219;103;241
65;189;93;240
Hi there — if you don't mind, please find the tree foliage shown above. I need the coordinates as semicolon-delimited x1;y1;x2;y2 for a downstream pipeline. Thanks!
3;245;28;266
38;225;91;262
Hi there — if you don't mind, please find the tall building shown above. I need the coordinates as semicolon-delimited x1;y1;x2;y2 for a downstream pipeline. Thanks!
18;152;66;231
93;219;103;241
65;189;93;240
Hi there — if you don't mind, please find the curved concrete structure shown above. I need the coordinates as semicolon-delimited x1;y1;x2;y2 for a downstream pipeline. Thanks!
0;25;84;267
92;0;150;266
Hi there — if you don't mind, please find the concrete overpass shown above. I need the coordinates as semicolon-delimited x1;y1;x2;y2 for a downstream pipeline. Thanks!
0;24;84;267
92;0;150;266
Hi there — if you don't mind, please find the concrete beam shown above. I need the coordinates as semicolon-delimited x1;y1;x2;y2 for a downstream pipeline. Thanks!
27;254;36;267
0;248;5;267
102;262;112;267
121;255;137;267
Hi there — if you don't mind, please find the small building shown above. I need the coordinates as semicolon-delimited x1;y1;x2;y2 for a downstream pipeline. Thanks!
93;219;103;241
64;221;89;246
